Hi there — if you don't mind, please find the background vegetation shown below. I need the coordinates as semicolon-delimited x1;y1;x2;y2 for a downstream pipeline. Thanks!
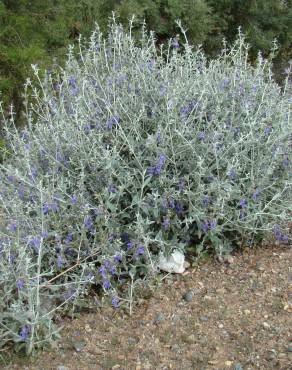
0;0;291;121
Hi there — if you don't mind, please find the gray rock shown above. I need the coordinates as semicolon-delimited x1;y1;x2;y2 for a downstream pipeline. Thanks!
234;364;243;370
287;345;292;353
183;290;194;302
199;316;209;322
72;339;86;352
154;312;164;324
57;367;70;370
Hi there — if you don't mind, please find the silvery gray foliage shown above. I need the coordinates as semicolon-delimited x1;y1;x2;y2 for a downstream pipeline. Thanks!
0;18;291;353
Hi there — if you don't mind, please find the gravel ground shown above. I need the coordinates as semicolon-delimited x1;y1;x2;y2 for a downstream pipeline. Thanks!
2;244;292;370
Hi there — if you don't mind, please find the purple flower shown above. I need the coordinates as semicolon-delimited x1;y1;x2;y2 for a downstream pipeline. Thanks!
273;225;289;243
156;132;161;145
84;216;94;232
264;126;272;136
8;221;17;233
41;230;49;239
107;116;120;129
120;233;130;243
30;167;38;180
239;199;247;208
104;260;111;269
68;76;77;87
57;254;63;269
114;254;122;263
178;179;185;192
99;265;107;278
18;186;25;200
175;202;184;215
228;169;236;180
162;196;168;209
70;195;78;204
136;245;145;255
16;279;25;290
103;279;111;289
202;196;210;207
202;222;209;233
198;132;205;141
283;156;289;168
42;201;59;215
209;219;217;230
162;216;170;230
127;241;134;250
252;188;261;201
159;85;167;96
64;232;74;244
147;154;167;176
109;265;117;275
169;197;175;209
108;184;118;193
112;296;119;308
19;325;31;341
28;237;41;252
171;38;180;49
220;78;230;90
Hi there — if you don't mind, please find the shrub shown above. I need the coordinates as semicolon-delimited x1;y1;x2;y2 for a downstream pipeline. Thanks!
0;18;291;354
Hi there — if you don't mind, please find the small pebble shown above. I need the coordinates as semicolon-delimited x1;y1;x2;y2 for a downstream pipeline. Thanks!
199;316;209;322
234;364;243;370
72;340;86;352
154;312;164;324
183;290;194;302
287;346;292;353
57;366;70;370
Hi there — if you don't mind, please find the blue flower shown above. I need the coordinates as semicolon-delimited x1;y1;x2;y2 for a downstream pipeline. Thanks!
57;254;63;269
84;216;94;232
127;241;134;250
198;132;205;141
202;196;210;207
109;265;117;275
264;126;272;136
178;179;185;192
103;279;111;289
28;237;41;252
107;116;120;129
169;197;175;209
68;76;77;87
114;254;122;263
70;195;78;204
99;265;107;278
112;296;119;308
16;279;25;290
8;221;17;233
209;219;217;230
64;232;73;244
239;199;247;208
228;169;236;180
147;154;167;176
273;225;289;243
162;216;170;230
108;184;118;193
136;245;145;255
171;38;180;49
19;325;31;341
202;222;209;233
252;188;261;201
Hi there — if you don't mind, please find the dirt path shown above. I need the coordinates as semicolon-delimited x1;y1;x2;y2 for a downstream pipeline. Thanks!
3;245;292;370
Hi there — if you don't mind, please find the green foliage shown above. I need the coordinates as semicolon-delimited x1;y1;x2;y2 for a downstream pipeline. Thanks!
0;0;291;121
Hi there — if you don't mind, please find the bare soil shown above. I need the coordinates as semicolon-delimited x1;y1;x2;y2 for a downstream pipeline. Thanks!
2;244;292;370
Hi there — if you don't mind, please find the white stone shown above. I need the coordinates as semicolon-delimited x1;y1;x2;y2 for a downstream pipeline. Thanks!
157;250;185;273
